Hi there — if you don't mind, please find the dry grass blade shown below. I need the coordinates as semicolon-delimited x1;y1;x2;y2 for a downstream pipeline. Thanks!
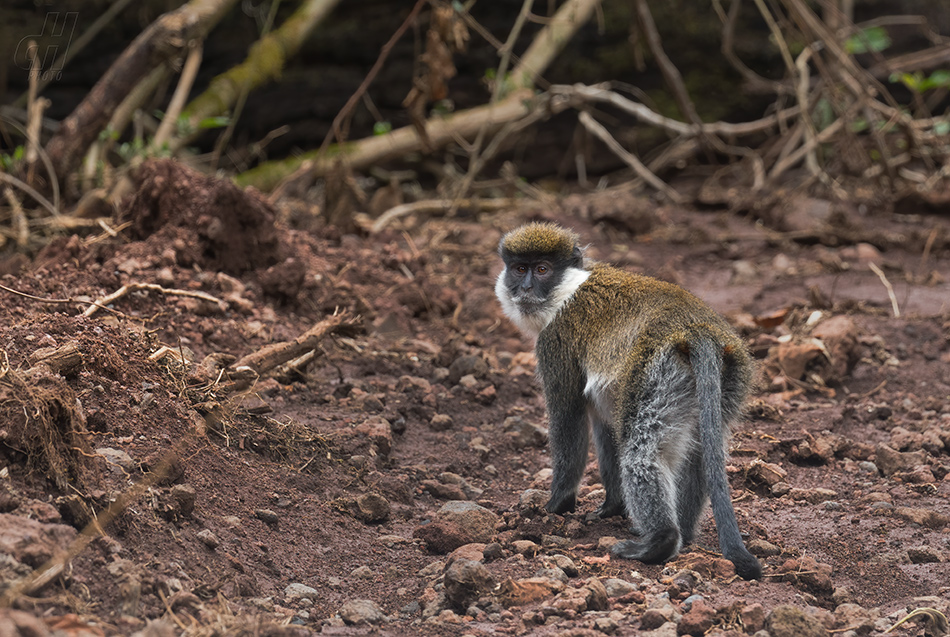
885;607;949;636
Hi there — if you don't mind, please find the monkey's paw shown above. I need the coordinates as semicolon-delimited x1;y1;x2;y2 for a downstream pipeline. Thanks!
609;530;679;564
545;492;577;514
594;500;625;519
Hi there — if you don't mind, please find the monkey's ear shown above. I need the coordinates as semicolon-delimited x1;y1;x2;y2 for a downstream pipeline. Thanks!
571;246;584;267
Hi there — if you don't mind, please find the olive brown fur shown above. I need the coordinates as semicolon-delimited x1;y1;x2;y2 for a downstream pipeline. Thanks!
495;222;762;580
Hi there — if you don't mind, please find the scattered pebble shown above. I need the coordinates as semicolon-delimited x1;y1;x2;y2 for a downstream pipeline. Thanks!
354;492;390;523
767;604;830;637
284;583;318;601
436;501;499;543
907;546;944;564
443;558;494;609
350;565;374;579
195;529;219;549
254;509;279;525
429;414;453;431
338;599;387;625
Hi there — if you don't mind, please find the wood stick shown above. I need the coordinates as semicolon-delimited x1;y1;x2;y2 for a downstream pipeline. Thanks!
83;283;226;318
578;111;684;203
230;312;358;376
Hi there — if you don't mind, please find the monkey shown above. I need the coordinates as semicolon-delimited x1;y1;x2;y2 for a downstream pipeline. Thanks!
495;222;762;580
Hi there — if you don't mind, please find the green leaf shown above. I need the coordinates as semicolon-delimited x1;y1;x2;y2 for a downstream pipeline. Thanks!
373;121;393;136
845;26;891;54
197;116;231;130
934;121;950;136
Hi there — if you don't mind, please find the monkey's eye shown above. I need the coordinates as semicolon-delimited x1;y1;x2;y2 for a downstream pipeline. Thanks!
515;265;528;275
536;265;549;275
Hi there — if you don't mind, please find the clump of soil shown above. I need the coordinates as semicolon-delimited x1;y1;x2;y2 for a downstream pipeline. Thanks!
125;158;281;274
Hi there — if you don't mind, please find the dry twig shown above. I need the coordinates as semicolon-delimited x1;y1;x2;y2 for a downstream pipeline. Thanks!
82;283;226;318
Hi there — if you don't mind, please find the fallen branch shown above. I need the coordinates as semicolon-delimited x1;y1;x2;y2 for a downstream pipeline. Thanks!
175;0;341;150
371;197;518;233
82;283;227;318
230;311;360;376
43;0;239;179
242;0;600;192
577;111;684;203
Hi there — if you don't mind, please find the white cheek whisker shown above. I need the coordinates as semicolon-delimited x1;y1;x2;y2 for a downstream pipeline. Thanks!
495;266;589;338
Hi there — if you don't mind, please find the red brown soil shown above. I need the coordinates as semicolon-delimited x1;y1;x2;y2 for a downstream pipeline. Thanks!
0;160;948;635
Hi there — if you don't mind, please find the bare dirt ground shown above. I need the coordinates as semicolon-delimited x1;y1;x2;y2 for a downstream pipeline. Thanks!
1;158;949;636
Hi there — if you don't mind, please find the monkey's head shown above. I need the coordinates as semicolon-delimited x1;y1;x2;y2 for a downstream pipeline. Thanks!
495;223;589;336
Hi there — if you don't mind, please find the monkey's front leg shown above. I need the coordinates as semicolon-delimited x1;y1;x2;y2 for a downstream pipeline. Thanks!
544;392;590;514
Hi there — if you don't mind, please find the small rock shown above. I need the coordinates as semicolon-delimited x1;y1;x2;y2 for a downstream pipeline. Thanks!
413;521;473;554
790;487;838;504
96;447;135;473
535;566;568;583
429;414;454;431
196;529;219;549
895;506;950;528
832;603;874;633
747;459;788;486
498;576;565;607
483;542;504;561
254;509;279;525
458;374;479;389
780;556;833;593
0;514;77;569
604;577;637;598
747;538;782;557
476;385;497;404
511;540;539;556
549;554;579;577
907;546;944;563
354;416;393;458
503;416;549;448
678;598;715;636
443;559;494;609
640;608;676;631
874;444;927;476
448;355;488;384
741;603;766;633
421;480;467;501
170;484;196;517
771;481;792;497
339;599;387;625
767;604;830;637
449;543;486;563
285;583;319;601
0;609;56;637
436;501;499;542
350;565;374;579
354;492;390;523
518;488;549;512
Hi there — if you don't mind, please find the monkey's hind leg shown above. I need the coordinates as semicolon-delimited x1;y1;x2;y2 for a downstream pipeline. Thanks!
610;352;696;564
610;440;681;563
675;443;706;546
591;413;625;518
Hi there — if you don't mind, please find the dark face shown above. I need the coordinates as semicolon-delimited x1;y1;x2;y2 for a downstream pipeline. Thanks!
502;257;561;313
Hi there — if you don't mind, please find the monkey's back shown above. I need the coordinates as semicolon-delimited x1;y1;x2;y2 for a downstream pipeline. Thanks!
541;262;753;420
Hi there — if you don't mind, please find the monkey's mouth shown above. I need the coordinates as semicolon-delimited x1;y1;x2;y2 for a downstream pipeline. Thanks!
514;296;543;313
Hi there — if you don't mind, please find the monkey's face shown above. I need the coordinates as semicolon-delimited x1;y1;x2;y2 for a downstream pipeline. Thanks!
500;259;559;313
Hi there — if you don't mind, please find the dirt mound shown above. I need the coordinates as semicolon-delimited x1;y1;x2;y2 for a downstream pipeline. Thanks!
125;159;281;274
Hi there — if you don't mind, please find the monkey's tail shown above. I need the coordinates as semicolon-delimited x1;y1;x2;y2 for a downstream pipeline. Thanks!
692;338;763;581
